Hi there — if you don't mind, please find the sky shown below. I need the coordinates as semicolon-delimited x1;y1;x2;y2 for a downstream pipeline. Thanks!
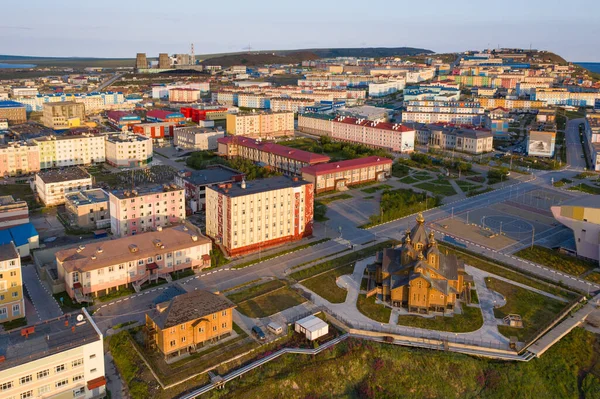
1;0;599;61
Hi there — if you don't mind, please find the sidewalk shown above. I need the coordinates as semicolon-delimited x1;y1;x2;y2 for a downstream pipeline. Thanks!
21;264;63;320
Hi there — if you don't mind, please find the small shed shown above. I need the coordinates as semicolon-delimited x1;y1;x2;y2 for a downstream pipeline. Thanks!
295;315;328;341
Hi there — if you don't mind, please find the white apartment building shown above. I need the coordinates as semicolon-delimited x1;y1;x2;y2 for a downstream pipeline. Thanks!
237;93;270;109
173;127;224;150
152;83;210;100
34;133;106;169
269;97;316;113
331;116;415;152
34;167;93;206
368;79;406;97
205;177;314;257
0;309;107;399
16;92;127;113
533;88;600;107
402;100;486;125
169;88;201;103
10;87;38;97
109;184;186;237
105;133;153;168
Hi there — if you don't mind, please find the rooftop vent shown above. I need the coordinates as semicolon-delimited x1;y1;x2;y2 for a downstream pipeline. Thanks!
91;255;96;260
128;244;139;253
191;235;198;242
156;226;163;232
96;248;103;254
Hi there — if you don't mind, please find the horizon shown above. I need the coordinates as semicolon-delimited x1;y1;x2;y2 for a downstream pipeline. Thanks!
1;0;599;62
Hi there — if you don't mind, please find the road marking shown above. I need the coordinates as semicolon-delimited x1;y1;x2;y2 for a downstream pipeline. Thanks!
123;298;129;301
101;305;107;308
116;300;122;303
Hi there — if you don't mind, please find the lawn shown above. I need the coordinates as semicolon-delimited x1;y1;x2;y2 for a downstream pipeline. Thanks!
232;238;330;269
485;277;568;342
318;193;353;204
281;136;392;161
356;294;391;323
53;292;88;311
412;172;433;181
568;183;600;195
226;280;285;303
584;272;600;285
515;245;596;277
396;305;483;333
415;181;457;196
0;317;27;331
399;175;419;184
553;178;573;187
235;286;307;318
391;162;410;178
300;264;354;303
361;184;393;194
361;188;442;228
456;180;481;192
97;286;136;302
0;183;39;210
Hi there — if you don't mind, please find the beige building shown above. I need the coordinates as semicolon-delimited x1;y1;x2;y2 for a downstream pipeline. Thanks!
105;133;153;168
42;101;85;129
0;242;25;322
169;88;201;103
33;133;106;169
297;113;335;136
34;167;93;206
269;97;315;113
0;101;26;124
173;127;224;150
0;141;41;177
226;111;294;138
205;176;314;257
0;309;107;399
0;196;29;230
64;189;110;230
429;126;494;154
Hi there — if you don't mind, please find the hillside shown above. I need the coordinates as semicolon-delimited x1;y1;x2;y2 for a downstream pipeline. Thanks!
200;51;320;67
288;47;433;59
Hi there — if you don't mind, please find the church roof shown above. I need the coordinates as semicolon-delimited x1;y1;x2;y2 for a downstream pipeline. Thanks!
410;214;429;246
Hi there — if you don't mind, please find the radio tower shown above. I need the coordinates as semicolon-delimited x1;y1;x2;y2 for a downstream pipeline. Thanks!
190;43;195;65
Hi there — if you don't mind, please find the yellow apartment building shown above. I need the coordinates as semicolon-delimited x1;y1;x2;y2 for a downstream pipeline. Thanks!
0;242;24;323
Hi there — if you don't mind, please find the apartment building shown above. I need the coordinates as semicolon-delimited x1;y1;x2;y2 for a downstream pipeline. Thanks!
0;242;24;322
0;141;40;177
180;107;229;122
0;309;106;399
331;117;416;152
402;101;486;126
205;176;314;257
56;223;211;301
34;133;106;169
269;97;315;113
368;79;406;97
0;100;27;124
64;189;110;230
429;125;494;154
42;102;86;129
0;196;29;230
338;105;391;123
152;83;210;100
169;88;201;103
0;223;39;258
175;166;245;212
301;156;392;193
225;111;294;138
173;127;224;150
585;113;600;171
34;167;93;206
109;184;185;237
403;86;460;102
145;290;235;360
105;133;153;168
16;92;128;113
10;87;38;97
533;88;600;107
297;113;335;136
476;97;546;110
217;136;330;175
237;93;270;109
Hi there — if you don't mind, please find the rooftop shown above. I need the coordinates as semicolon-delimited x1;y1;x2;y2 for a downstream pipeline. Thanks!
174;126;223;135
109;183;183;199
333;116;414;132
0;310;100;371
107;133;150;143
0;242;18;262
301;155;392;176
56;223;210;273
65;189;109;206
148;290;235;329
0;100;26;109
210;176;310;198
218;136;330;164
147;109;184;119
0;223;38;247
178;165;244;186
37;166;91;183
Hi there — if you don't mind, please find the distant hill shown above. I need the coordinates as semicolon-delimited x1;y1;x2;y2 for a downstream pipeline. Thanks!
201;52;320;67
287;47;433;59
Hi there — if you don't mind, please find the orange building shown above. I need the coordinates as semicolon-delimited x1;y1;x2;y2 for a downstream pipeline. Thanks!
145;290;235;360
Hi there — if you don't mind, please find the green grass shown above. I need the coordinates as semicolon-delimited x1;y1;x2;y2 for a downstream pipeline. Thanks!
467;187;494;197
356;294;391;323
574;172;596;179
97;286;136;302
300;264;354;303
0;183;39;210
391;162;410;178
0;317;27;331
53;292;88;311
318;193;352;204
141;280;168;290
399;175;419;184
226;280;285;303
515;245;596;276
235;286;307;318
471;289;479;304
584;272;600;285
456;180;480;192
568;183;600;195
412;172;433;181
290;240;397;281
415;181;457;196
553;178;572;187
360;188;442;228
232;238;330;269
111;321;137;330
396;305;483;333
108;332;151;399
485;277;568;342
170;269;196;280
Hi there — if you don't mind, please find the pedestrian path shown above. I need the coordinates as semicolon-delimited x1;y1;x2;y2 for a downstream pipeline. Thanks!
21;264;63;321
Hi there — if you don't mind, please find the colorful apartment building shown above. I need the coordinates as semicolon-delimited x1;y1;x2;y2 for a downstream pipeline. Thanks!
0;142;40;177
205;176;314;257
533;88;600;107
0;242;24;322
0;309;107;399
168;87;201;103
108;184;185;237
269;97;316;113
301;156;392;193
217;136;330;175
237;93;270;109
180;107;229;122
41;102;85;130
402;100;485;126
331;116;415;152
33;133;106;169
34;167;93;206
225;111;294;138
145;290;235;360
146;109;186;125
56;223;211;301
476;97;546;110
64;189;110;230
16;92;127;113
105;133;153;168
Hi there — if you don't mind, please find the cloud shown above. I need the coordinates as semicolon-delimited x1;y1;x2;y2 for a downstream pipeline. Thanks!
0;26;33;30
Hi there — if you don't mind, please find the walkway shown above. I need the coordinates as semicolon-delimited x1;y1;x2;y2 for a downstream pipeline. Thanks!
21;264;63;321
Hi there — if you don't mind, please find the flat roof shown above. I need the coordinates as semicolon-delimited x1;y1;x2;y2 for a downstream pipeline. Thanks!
0;100;26;109
107;133;150;143
210;176;310;198
0;310;100;371
0;242;18;262
179;166;243;186
37;166;91;183
295;315;328;332
109;183;183;200
301;155;392;176
65;189;109;206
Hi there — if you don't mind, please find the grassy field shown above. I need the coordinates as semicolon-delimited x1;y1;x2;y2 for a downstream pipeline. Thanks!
232;238;330;269
300;264;354;303
0;183;39;210
412;172;433;181
360;188;442;228
415;181;457;196
456;180;481;192
361;184;393;194
485;278;567;342
515;245;596;276
356;294;391;323
396;305;483;333
399;175;419;184
202;328;600;399
584;272;600;284
318;193;353;204
227;280;306;318
226;280;285;303
568;183;600;195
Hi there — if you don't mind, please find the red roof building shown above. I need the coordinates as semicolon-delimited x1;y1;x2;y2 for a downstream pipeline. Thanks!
301;156;392;193
332;116;415;152
217;136;330;176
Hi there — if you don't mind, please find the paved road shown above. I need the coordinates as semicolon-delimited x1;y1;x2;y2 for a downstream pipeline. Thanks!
565;118;587;170
91;72;126;93
21;264;63;320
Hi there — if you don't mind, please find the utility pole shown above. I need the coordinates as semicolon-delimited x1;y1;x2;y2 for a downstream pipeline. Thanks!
531;226;535;249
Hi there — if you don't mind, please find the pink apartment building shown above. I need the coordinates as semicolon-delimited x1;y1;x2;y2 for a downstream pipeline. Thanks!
56;223;212;302
109;184;186;237
0;141;41;177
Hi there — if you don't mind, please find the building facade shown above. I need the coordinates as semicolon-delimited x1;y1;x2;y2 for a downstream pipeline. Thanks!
297;113;335;136
225;111;294;138
109;184;185;237
331;116;415;152
13;92;128;113
34;167;93;206
33;133;106;169
169;88;201;103
205;177;314;257
146;110;186;125
105;133;153;168
0;101;27;124
402;101;485;126
0;142;41;177
173;127;224;150
106;111;142;129
551;197;600;263
132;122;176;141
429;125;494;154
175;166;245;212
64;189;110;230
0;196;29;230
0;242;24;322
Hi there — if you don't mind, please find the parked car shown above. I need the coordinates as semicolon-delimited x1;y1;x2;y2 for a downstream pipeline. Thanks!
252;326;266;341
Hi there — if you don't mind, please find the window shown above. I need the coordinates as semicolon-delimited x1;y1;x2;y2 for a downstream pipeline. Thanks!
55;378;69;388
181;324;186;330
170;340;176;347
73;374;84;382
20;391;33;399
90;368;97;373
0;381;13;391
89;354;96;359
156;255;162;261
38;385;51;395
73;387;85;397
221;322;227;328
221;310;227;316
55;364;65;373
212;314;217;320
19;375;32;385
37;369;50;379
198;327;204;333
181;336;186;343
72;358;83;368
212;326;217;331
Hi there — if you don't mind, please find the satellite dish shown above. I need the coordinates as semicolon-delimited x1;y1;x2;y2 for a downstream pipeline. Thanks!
76;314;84;322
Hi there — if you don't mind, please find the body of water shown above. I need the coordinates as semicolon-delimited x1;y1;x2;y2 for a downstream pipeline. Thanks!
0;62;36;69
576;62;600;74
